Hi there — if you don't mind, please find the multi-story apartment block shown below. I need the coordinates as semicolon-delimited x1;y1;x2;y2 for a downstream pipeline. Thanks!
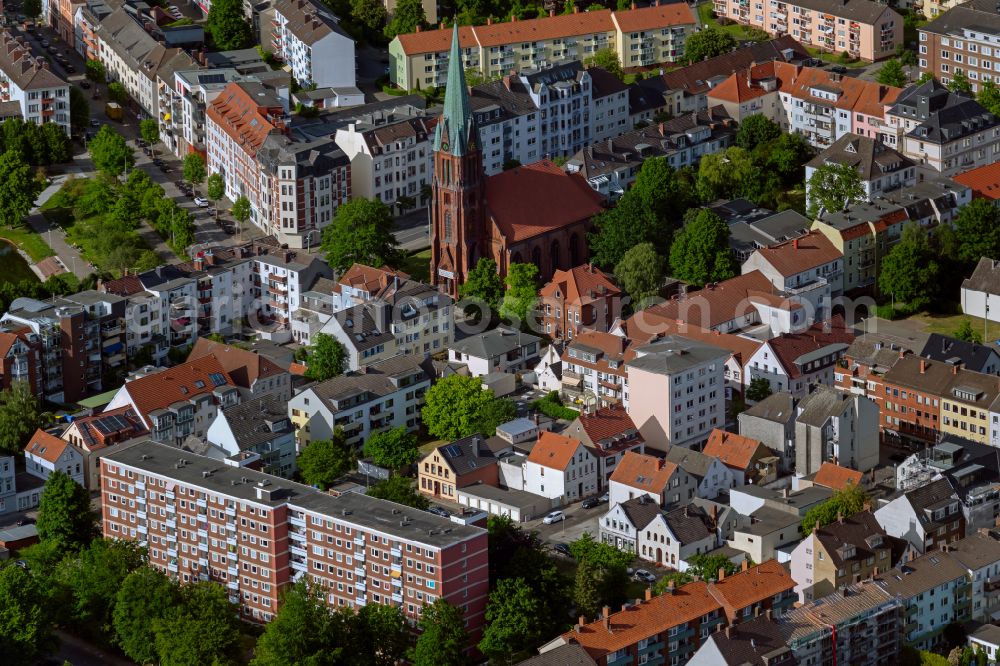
884;79;1000;177
919;0;1000;92
100;441;489;635
95;10;196;120
287;353;430;448
0;329;41;398
538;264;621;341
270;0;355;89
1;296;105;403
875;478;965;553
947;532;1000;622
795;386;879;475
561;329;631;409
738;391;797;472
805;133;917;210
333;104;433;209
742;230;844;316
105;357;241;445
175;247;259;339
188;338;290;401
291;264;401;344
61;290;128;379
447;327;539;377
254;250;331;341
627;335;729;451
0;31;70;134
712;0;901;62
388;4;697;91
73;0;112;61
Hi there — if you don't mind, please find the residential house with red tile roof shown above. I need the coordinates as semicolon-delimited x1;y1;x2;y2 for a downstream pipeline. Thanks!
607;450;694;508
954;162;1000;206
745;317;855;399
539;264;622;341
61;406;148;489
188;338;291;401
810;461;864;491
641;270;776;334
712;0;901;62
702;429;777;486
563;406;645;492
25;429;84;486
388;4;696;90
104;357;240;446
524;431;598;505
707;559;798;622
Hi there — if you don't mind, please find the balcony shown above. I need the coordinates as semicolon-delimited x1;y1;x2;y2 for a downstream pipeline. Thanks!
354;537;365;548
290;544;307;558
290;515;306;528
354;566;366;579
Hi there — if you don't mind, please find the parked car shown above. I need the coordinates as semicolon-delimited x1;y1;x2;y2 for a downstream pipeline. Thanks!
542;510;565;525
598;491;609;503
15;517;34;526
427;506;450;518
553;543;572;557
152;158;164;167
40;39;48;46
78;80;90;89
65;64;75;73
830;65;848;74
194;196;209;207
632;569;656;584
89;118;99;127
581;496;603;509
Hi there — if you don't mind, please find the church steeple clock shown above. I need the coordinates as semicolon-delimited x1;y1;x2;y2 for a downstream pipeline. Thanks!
430;25;486;299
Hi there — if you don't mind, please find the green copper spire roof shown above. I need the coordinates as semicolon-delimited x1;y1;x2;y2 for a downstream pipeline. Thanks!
433;24;478;156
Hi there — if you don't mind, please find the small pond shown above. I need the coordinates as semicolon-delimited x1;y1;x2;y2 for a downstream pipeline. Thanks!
0;240;39;285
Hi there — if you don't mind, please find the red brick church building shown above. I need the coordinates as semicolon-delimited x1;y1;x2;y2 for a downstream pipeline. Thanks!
430;27;605;298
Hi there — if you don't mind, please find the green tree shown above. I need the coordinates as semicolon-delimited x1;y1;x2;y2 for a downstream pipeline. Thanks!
459;257;504;313
684;27;736;64
352;0;387;31
954;198;1000;265
472;397;516;437
22;0;41;19
478;578;543;662
384;0;426;38
251;580;345;666
668;208;738;287
37;470;94;551
297;432;356;489
153;582;242;666
652;570;693;594
896;44;918;67
410;599;467;666
588;48;623;80
422;374;499;440
364;426;420;469
107;82;127;104
746;376;772;402
321;198;401;273
57;538;146;636
500;262;539;327
954;319;983;344
800;482;868;535
183;152;207;190
89;125;134;177
230;195;251;239
0;382;45;454
978;80;1000;117
207;172;225;220
207;0;254;50
808;162;865;215
570;533;632;609
589;157;694;267
686;553;740;580
366;475;429;509
0;151;41;228
303;332;348;381
573;559;603;619
356;603;410;666
879;223;939;308
764;132;815;184
70;86;90;135
948;70;973;93
697;146;775;204
735;114;781;151
876;58;908;87
85;59;105;83
0;564;55;666
42;122;70;165
113;567;180;665
140;118;159;156
614;242;664;310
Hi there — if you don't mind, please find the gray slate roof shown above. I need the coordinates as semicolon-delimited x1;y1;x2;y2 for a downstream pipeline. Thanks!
663;503;713;545
806;132;914;181
628;336;729;376
795;386;850;428
921;0;1000;36
663;445;716;479
890;79;999;145
920;333;999;371
741;391;796;424
618;495;661;530
702;615;795;666
963;257;1000;297
219;395;294;451
450;327;540;360
429;434;498;477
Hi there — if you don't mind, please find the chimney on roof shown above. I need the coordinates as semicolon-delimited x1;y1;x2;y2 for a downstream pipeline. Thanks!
667;579;676;593
837;510;843;524
487;17;492;24
601;605;610;631
920;359;927;374
577;615;586;631
781;487;788;498
631;1;636;8
725;625;733;639
415;24;421;32
658;122;665;136
511;14;517;21
573;4;579;11
657;458;664;470
793;238;799;249
645;587;653;602
742;559;749;572
548;8;554;16
718;567;726;581
899;349;905;359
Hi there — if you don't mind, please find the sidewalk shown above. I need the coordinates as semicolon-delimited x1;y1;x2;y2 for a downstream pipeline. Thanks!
27;172;93;280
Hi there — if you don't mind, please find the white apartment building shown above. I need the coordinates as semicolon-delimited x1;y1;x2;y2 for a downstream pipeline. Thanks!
334;105;434;209
523;431;598;505
25;429;85;486
287;353;430;448
254;251;332;343
271;0;355;89
0;32;70;134
122;291;169;364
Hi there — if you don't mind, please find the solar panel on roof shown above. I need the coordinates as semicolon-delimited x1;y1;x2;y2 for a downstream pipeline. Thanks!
209;372;227;387
443;445;463;458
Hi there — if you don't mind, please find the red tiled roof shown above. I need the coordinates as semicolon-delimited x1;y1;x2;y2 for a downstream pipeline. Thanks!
622;312;762;366
395;25;478;55
773;61;902;118
813;462;863;490
708;560;795;616
100;274;144;297
702;429;766;472
26;429;70;464
487;161;604;243
288;362;308;376
116;357;235;427
612;2;695;31
188;338;284;388
207;82;283;157
0;331;18;359
643;271;774;329
540;264;621;305
527;431;584;471
954;162;1000;201
767;316;854;379
707;61;778;104
339;264;410;294
608;450;677;494
574;406;641;445
749;230;842;277
475;10;614;47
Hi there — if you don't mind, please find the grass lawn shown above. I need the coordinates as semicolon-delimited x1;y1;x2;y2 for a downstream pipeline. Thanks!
911;311;996;341
804;46;861;66
697;2;746;39
0;226;54;262
398;247;432;283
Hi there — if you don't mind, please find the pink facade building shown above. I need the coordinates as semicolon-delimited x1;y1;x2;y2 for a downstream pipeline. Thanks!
100;441;489;639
